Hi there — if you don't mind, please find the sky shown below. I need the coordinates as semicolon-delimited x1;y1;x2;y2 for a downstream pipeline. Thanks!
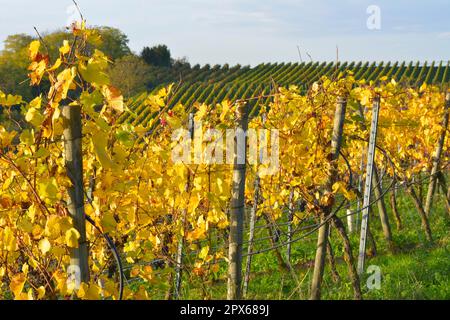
0;0;449;66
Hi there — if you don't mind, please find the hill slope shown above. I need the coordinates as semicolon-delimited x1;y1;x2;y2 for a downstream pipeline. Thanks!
122;61;450;127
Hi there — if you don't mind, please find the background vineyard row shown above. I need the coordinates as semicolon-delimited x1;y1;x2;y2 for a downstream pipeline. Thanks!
121;60;450;127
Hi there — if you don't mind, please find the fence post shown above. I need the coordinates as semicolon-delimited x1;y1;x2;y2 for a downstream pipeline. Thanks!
436;173;450;216
243;113;265;298
424;92;450;216
357;94;381;275
372;167;393;249
346;207;354;234
310;96;347;300
357;104;393;249
174;113;194;299
62;105;90;287
227;103;248;300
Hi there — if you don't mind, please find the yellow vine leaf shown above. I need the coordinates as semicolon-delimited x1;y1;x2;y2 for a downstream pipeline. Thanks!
101;211;117;233
65;228;80;248
78;50;110;87
0;92;22;107
199;245;209;260
38;178;58;202
92;133;117;170
28;40;40;60
38;238;51;255
20;129;34;146
48;67;76;102
36;286;46;300
77;283;101;300
195;103;208;121
59;40;71;55
0;126;17;147
10;273;26;298
28;60;47;85
2;226;18;252
102;85;124;113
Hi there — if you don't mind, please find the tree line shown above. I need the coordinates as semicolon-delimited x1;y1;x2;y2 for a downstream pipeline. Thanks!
0;26;188;102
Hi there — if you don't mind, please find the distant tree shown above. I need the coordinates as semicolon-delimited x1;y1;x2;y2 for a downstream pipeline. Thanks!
41;27;131;61
0;27;131;99
2;34;34;54
94;26;131;60
108;55;153;97
0;34;34;100
140;45;171;67
172;56;190;69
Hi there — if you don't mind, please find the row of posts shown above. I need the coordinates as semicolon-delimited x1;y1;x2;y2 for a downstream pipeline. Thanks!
65;90;449;300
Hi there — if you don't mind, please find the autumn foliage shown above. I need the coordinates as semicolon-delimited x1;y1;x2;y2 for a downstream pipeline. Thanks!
0;20;448;300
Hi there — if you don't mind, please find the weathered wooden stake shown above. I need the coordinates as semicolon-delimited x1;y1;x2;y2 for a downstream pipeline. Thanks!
310;96;346;300
62;105;90;286
243;113;265;298
436;173;450;216
174;113;194;300
390;186;402;230
346;207;355;234
326;241;341;283
424;92;450;216
227;103;248;300
407;185;433;241
372;167;393;249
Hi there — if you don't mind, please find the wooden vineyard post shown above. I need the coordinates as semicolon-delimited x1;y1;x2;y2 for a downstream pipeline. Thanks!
62;105;90;287
424;92;450;217
390;177;403;230
243;113;265;298
372;167;393;249
227;103;248;300
436;173;450;216
174;113;194;300
346;208;354;234
357;95;381;276
407;186;433;241
310;96;347;300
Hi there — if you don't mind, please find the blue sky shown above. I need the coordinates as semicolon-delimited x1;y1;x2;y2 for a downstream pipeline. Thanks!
0;0;449;66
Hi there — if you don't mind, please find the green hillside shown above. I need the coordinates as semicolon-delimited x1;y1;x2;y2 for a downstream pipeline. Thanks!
121;61;450;127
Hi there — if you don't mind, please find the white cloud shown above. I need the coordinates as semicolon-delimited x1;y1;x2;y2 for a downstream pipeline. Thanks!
437;32;450;39
193;10;275;26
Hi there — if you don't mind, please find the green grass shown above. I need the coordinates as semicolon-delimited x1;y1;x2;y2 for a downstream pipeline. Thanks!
240;188;450;300
133;186;449;300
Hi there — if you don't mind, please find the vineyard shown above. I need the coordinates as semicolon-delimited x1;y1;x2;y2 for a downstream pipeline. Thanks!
0;20;449;302
120;60;450;127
